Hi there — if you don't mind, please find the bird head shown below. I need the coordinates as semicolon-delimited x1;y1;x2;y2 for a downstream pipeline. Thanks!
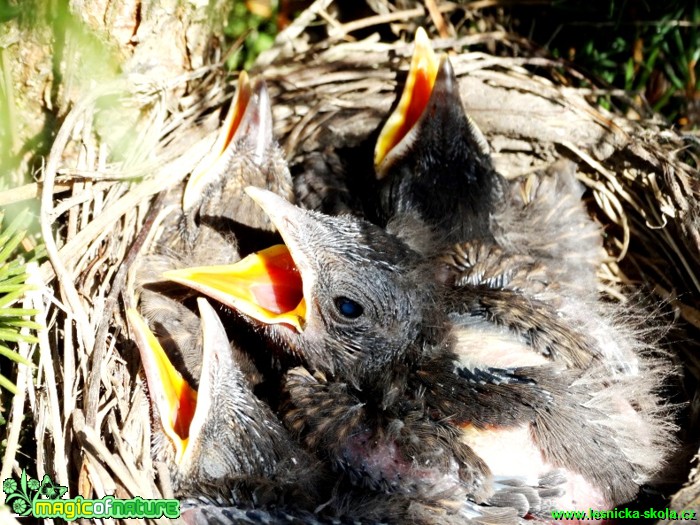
373;28;498;241
181;72;292;243
128;298;292;495
164;188;447;385
183;71;275;212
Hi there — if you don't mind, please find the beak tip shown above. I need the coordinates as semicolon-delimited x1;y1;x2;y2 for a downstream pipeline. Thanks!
438;53;454;78
196;297;219;331
244;186;289;215
415;27;429;46
244;185;262;199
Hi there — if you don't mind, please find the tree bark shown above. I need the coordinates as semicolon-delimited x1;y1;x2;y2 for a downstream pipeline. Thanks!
2;0;230;185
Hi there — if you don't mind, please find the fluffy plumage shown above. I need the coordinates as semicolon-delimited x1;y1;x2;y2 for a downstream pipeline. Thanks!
175;188;675;520
146;35;676;524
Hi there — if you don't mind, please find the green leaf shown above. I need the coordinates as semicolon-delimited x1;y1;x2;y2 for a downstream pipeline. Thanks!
0;263;27;282
663;61;685;90
652;87;678;113
0;373;17;395
0;329;39;343
0;285;35;308
0;344;34;367
0;320;43;331
0;211;28;252
0;0;21;23
624;58;635;89
0;229;27;265
0;210;41;396
0;308;39;317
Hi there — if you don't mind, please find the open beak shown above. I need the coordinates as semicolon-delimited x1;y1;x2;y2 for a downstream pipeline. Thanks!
183;71;274;211
127;298;232;467
374;28;489;180
374;27;439;178
163;188;314;334
128;308;197;463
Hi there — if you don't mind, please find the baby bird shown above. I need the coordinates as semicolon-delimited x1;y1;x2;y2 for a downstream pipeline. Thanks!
155;33;674;522
136;71;511;525
133;72;313;520
372;29;604;301
137;71;294;382
128;298;322;514
181;70;294;244
164;188;674;521
130;301;512;525
373;28;499;244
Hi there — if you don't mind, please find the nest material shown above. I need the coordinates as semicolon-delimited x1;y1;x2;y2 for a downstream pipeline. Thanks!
2;1;699;523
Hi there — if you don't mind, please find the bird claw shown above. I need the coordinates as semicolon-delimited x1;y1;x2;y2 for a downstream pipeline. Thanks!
489;470;568;517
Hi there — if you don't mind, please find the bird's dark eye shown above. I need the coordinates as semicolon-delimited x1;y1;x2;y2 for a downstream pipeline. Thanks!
334;296;364;319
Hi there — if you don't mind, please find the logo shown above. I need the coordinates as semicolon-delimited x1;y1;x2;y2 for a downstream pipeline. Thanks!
3;469;67;516
3;470;180;521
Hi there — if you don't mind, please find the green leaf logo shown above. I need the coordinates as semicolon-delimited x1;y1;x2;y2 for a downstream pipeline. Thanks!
3;469;69;516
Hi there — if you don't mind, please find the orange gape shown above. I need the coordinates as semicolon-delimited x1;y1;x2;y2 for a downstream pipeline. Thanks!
172;381;197;441
374;27;439;172
127;310;198;455
246;245;303;315
221;72;252;155
384;48;437;157
164;244;307;332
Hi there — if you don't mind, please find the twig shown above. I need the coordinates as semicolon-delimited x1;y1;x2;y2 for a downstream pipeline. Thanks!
424;0;453;38
40;93;104;354
562;141;632;261
329;8;425;39
74;411;183;525
654;284;700;329
29;263;70;490
39;153;201;284
85;189;167;429
0;182;74;207
73;411;140;495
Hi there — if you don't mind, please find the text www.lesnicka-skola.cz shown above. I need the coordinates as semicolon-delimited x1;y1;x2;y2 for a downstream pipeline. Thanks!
551;508;697;521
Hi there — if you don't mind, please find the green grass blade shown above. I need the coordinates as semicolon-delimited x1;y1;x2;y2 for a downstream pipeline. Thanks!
0;329;39;344
0;320;44;331
0;373;18;395
0;229;27;265
0;210;28;252
0;344;34;367
0;308;39;317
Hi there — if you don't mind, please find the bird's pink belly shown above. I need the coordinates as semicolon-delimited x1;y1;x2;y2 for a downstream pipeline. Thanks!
341;429;462;492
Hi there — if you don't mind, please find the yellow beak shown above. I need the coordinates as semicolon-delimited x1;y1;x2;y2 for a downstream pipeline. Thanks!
374;27;439;177
163;244;307;332
183;71;253;211
127;309;197;464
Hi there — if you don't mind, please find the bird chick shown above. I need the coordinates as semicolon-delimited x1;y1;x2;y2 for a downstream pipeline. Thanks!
128;298;322;511
373;28;498;244
137;72;294;382
164;188;675;521
182;70;294;246
130;299;506;525
156;36;673;520
373;29;604;299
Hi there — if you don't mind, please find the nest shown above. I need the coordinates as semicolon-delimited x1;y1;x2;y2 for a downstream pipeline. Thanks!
2;1;699;523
